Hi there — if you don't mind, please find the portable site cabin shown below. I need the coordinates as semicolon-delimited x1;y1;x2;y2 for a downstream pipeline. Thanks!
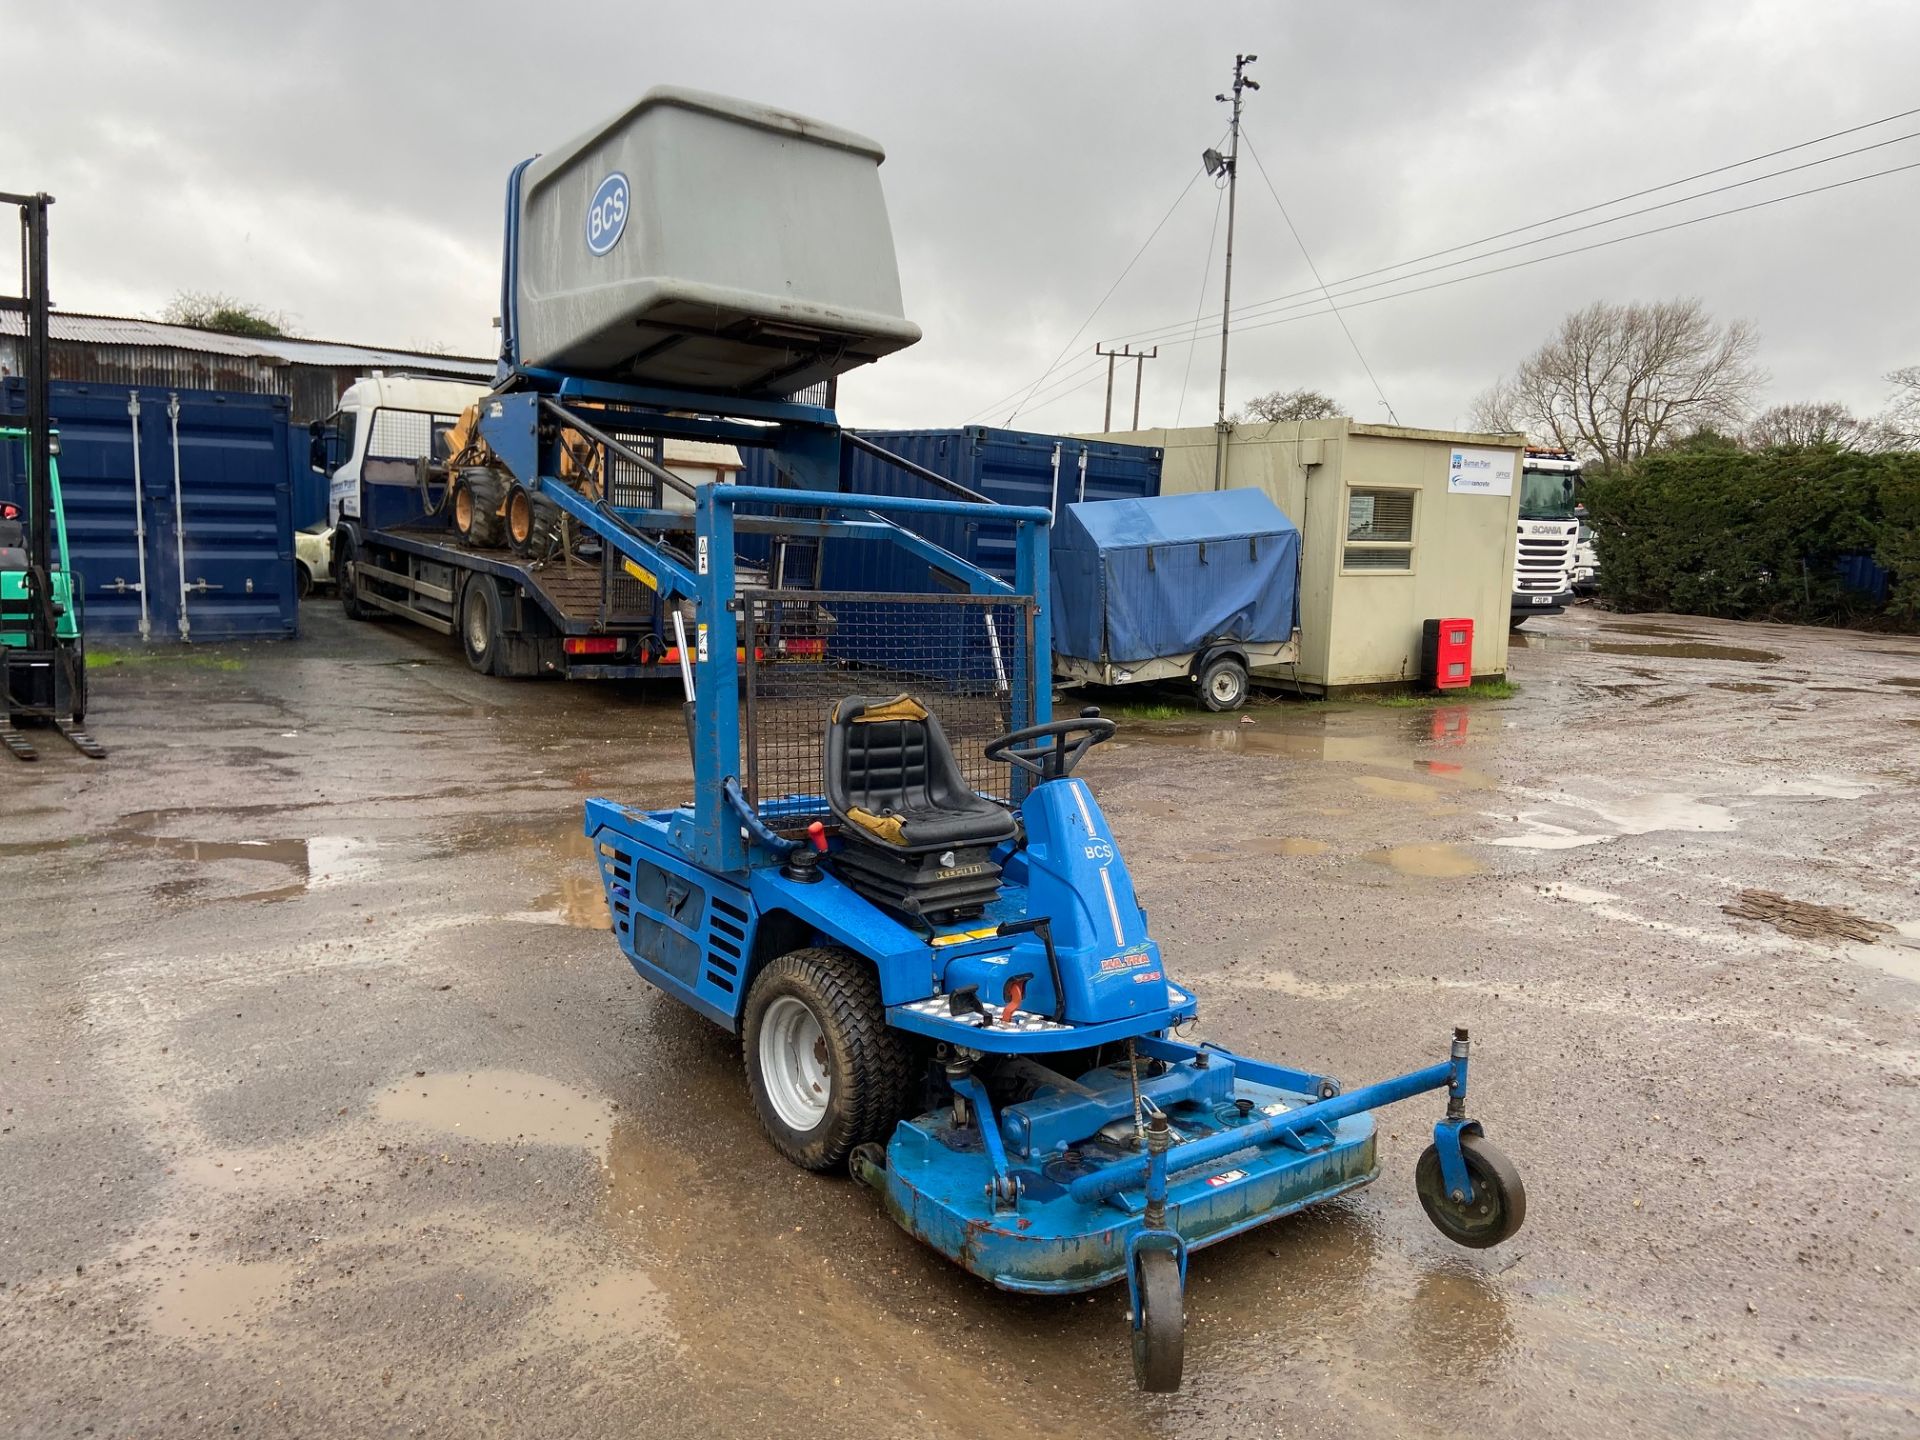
1051;488;1300;709
1080;420;1526;693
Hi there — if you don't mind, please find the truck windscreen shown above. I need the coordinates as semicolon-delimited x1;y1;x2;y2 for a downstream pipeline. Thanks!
1518;468;1579;520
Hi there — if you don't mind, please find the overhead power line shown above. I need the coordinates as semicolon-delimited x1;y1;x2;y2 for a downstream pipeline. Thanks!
1239;126;1398;423
1106;123;1920;347
1005;153;1920;422
992;159;1208;427
974;104;1920;428
1097;104;1920;350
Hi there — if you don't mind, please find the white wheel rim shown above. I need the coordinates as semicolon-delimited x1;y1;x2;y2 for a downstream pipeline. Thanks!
759;995;830;1131
1210;670;1240;702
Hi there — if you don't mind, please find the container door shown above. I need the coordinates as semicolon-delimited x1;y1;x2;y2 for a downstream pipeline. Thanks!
158;391;298;641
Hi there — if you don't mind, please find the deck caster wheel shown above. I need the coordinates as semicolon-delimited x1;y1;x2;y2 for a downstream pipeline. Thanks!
1415;1132;1527;1249
1130;1247;1185;1392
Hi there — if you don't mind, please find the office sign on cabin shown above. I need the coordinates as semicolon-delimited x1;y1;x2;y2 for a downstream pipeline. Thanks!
1447;447;1515;497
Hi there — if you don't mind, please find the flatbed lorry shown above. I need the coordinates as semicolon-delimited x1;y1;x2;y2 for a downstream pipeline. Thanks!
316;372;697;679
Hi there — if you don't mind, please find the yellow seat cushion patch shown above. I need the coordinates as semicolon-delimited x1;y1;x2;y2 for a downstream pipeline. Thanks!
846;807;907;845
854;694;929;725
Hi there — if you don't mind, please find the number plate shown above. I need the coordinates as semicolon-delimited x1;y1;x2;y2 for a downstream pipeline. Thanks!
1531;595;1553;605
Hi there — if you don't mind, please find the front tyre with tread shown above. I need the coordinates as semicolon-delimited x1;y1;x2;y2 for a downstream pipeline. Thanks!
742;947;912;1173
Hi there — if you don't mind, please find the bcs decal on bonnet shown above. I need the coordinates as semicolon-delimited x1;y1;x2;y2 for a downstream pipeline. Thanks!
586;172;629;256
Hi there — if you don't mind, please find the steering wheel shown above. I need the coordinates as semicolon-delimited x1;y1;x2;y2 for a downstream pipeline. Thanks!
984;707;1117;782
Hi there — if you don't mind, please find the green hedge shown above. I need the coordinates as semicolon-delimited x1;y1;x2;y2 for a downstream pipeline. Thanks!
1585;444;1920;628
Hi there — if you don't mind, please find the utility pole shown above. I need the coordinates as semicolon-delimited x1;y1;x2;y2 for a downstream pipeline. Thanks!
1095;343;1158;431
1204;53;1257;488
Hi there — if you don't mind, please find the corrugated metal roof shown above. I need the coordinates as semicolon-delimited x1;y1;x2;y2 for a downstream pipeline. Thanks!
0;309;493;377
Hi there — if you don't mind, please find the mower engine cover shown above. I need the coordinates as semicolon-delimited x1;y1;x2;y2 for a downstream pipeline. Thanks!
939;776;1166;1023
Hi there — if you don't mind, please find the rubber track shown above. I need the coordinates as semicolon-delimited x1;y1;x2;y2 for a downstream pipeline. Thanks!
752;947;913;1161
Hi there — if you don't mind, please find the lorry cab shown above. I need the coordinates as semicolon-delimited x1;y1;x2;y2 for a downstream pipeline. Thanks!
1510;447;1583;627
311;373;488;526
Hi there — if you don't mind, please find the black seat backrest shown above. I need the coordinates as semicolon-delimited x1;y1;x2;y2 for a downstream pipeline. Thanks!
824;695;977;823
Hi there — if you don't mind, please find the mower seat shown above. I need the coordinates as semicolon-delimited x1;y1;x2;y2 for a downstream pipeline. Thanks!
822;694;1014;918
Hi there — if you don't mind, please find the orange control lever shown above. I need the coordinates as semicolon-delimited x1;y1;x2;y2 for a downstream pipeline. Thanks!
999;974;1031;1024
807;821;829;854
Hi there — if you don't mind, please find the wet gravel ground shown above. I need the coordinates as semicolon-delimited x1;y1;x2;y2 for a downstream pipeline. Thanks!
1;602;1916;1439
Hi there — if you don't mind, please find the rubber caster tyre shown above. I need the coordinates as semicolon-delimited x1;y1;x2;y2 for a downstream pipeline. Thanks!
1415;1131;1527;1248
459;575;503;675
1131;1247;1185;1392
742;947;911;1173
1198;656;1248;711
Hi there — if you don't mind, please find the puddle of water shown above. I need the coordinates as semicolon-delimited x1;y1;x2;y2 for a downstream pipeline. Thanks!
1590;641;1782;663
1707;681;1778;695
1602;622;1708;639
1354;775;1444;804
529;870;613;929
1752;777;1875;800
1854;922;1920;985
108;814;382;903
1881;677;1920;690
538;1268;671;1344
1124;721;1492;782
1364;843;1482;878
375;1070;615;1157
145;1257;295;1340
1641;693;1689;709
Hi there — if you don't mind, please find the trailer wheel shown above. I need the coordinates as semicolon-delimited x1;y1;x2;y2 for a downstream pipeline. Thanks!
1198;655;1249;711
1415;1131;1527;1249
337;533;377;621
743;947;912;1173
459;575;503;675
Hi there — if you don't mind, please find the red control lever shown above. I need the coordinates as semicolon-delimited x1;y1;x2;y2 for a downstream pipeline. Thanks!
807;821;829;854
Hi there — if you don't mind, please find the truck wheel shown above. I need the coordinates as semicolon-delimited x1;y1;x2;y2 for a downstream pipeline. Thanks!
743;947;913;1173
295;562;313;599
459;575;503;675
1508;616;1528;632
1198;655;1249;711
337;533;378;621
452;469;505;549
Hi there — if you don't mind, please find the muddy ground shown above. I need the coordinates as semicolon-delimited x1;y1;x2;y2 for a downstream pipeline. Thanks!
2;602;1916;1439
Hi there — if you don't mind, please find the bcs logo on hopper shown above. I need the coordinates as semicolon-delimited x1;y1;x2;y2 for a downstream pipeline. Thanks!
586;172;629;256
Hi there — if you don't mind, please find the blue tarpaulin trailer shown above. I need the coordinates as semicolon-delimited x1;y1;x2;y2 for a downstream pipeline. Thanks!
1051;488;1301;711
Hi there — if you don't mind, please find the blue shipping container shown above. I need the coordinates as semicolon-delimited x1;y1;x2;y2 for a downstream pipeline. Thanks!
739;425;1163;591
2;379;298;642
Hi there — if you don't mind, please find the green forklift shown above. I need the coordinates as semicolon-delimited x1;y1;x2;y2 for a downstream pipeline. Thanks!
2;190;102;761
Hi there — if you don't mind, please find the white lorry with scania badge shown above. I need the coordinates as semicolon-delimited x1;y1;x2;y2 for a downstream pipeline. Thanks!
1509;446;1582;628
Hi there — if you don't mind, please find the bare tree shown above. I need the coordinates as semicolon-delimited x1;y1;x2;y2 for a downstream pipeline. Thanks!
1469;299;1765;466
1237;387;1341;423
1883;365;1920;447
1743;400;1898;452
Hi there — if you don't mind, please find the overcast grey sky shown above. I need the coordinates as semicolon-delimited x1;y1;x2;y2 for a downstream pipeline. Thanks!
5;0;1917;434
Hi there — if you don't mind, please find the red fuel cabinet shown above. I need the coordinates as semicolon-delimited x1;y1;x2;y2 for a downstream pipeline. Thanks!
1421;617;1473;691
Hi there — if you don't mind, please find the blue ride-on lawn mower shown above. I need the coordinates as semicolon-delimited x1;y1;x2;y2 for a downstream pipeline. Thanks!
467;86;1525;1391
565;474;1525;1392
